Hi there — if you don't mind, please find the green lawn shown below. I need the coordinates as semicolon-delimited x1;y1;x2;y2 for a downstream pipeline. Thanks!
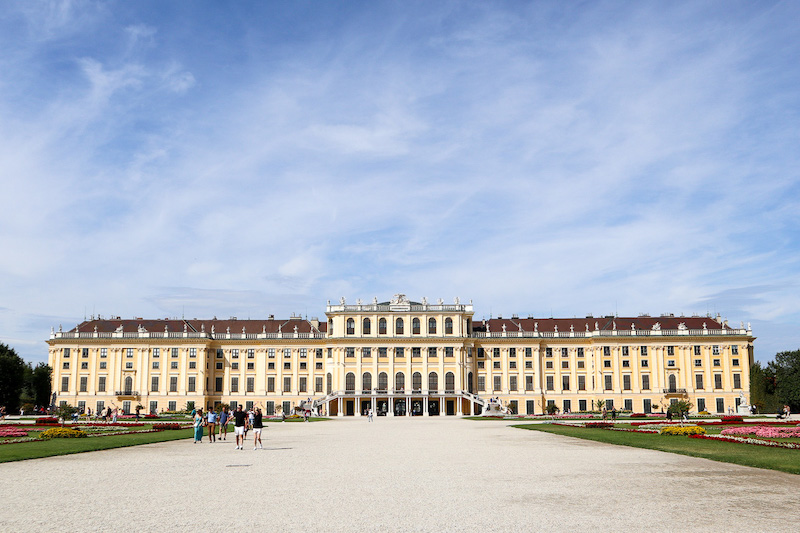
514;423;800;475
0;428;194;463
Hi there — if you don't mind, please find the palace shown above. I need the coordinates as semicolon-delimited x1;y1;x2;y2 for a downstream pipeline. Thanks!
47;294;754;417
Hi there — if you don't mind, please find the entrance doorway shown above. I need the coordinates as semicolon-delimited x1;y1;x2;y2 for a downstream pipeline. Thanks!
411;400;423;416
376;399;388;415
394;399;406;416
361;400;371;416
446;399;455;416
428;399;440;416
345;399;355;416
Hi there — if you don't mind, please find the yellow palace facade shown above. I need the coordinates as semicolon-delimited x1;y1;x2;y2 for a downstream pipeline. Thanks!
47;294;755;417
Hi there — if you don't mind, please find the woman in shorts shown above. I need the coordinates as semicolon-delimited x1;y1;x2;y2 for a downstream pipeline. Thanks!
252;407;264;450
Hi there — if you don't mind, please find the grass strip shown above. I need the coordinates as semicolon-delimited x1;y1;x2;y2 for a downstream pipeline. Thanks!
0;428;194;463
513;423;800;475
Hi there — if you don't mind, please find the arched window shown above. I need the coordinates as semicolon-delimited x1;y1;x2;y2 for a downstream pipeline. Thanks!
413;372;422;391
346;318;355;335
362;372;372;392
327;373;332;394
668;374;677;391
345;372;355;391
428;318;437;334
124;376;133;394
378;372;388;391
379;318;387;335
412;318;420;335
395;372;405;391
428;372;438;392
467;372;474;393
445;318;453;334
363;318;371;335
395;318;404;335
445;372;455;391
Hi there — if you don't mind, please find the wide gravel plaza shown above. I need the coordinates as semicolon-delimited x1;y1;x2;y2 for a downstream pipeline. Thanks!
1;417;799;532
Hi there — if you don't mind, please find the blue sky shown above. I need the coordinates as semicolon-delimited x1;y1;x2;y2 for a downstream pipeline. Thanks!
1;1;799;365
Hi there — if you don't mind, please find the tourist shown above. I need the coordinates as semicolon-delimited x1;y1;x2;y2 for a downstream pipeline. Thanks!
193;408;204;444
611;407;617;421
246;408;254;438
252;407;264;450
602;407;607;421
368;408;373;422
784;405;791;420
219;406;229;441
135;406;141;422
112;407;118;424
206;408;217;443
1;406;6;421
232;405;248;450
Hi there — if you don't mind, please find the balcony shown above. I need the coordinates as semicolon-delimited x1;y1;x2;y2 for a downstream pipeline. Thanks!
662;388;687;396
115;390;140;398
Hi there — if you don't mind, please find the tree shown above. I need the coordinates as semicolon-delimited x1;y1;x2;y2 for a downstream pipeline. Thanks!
0;344;26;412
667;399;693;417
770;349;800;412
750;362;779;413
29;363;52;407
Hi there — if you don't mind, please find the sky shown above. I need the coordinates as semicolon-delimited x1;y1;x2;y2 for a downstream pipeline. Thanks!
1;1;799;366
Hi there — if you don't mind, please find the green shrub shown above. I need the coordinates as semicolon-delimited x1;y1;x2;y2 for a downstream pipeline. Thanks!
660;426;705;436
41;427;87;439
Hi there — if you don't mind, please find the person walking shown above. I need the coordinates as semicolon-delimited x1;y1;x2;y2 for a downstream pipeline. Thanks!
231;405;248;450
368;408;373;422
206;408;217;443
193;408;205;444
219;406;229;441
252;407;264;450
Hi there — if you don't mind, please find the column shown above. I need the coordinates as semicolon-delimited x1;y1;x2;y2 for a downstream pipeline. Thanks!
337;396;343;417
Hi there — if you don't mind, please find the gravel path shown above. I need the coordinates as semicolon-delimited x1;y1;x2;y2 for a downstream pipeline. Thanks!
1;418;798;532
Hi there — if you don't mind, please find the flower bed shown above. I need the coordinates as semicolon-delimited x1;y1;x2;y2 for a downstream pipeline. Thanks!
0;428;32;438
721;426;800;438
153;423;182;430
721;415;744;422
41;427;87;439
660;426;706;436
35;417;58;425
585;422;613;428
690;434;800;450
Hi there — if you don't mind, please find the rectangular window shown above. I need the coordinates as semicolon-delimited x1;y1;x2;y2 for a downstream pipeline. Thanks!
445;347;454;357
667;346;674;356
733;373;741;389
125;362;133;369
328;348;333;358
315;377;323;393
282;401;291;415
578;375;586;391
232;362;239;370
641;359;649;368
525;348;532;357
577;360;584;369
81;348;88;358
63;348;70;358
249;349;256;358
99;361;106;369
477;361;485;369
579;399;587;412
526;400;535;414
714;374;723;389
716;398;724;413
217;349;224;359
642;375;650;390
697;398;706;412
694;345;701;356
603;346;610;356
577;347;584;357
478;348;485;358
712;345;720;355
267;349;275;359
300;362;307;370
96;400;105;414
428;347;437;358
267;377;275;393
477;375;486;392
563;399;571;413
283;362;290;370
247;362;254;370
525;360;533;369
170;376;178;392
268;362;275;370
493;375;502;391
622;360;630;368
127;348;134;358
525;375;534;391
510;361;517;369
171;361;178;369
247;377;255;393
545;361;553;369
509;348;516;357
561;375;570;391
232;349;240;359
316;348;323;359
215;377;223;392
546;376;554;391
230;377;238;393
80;362;88;369
546;348;552;357
394;347;404;358
412;347;421;358
188;376;196;392
603;360;611;368
283;376;291;392
622;375;631;390
623;399;633;411
378;347;387;358
622;346;629;356
643;399;652;413
363;347;372;358
667;360;675;367
265;401;275;415
79;376;88;392
713;359;721;367
695;374;704;389
493;348;500;358
152;361;159;370
151;376;159;392
100;348;107;358
315;362;322;369
189;348;197;358
62;362;70;370
299;377;307;393
168;401;177;411
98;376;106;392
604;375;612;390
509;376;518;391
493;360;501;369
640;346;647;356
561;360;568;369
189;361;196;369
216;362;223;370
732;345;739;355
732;358;740;367
345;347;355;358
283;348;290;358
561;347;568;357
171;348;179;358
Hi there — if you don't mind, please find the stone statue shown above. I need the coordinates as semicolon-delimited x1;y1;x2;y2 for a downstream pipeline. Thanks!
534;322;538;333
585;323;589;332
702;322;707;330
211;325;215;335
201;324;205;333
372;297;378;305
183;323;188;333
554;325;558;333
454;296;460;304
678;322;687;330
116;324;124;333
422;297;428;305
652;322;661;331
502;324;506;333
437;298;443;305
262;325;266;334
356;298;362;305
570;324;574;333
340;297;346;305
242;327;246;334
226;326;230;334
595;322;599;331
612;321;616;331
165;324;169;333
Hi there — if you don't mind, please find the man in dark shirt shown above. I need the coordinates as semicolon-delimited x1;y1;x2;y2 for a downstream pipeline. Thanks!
232;405;248;450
